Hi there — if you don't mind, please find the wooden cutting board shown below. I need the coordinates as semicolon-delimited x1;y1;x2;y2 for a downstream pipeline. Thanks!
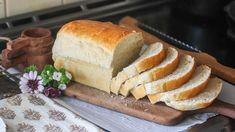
65;16;235;125
65;82;235;125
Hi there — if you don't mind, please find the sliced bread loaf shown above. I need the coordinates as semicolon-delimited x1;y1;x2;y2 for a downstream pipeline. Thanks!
111;42;165;94
53;20;144;93
165;78;222;111
131;54;195;100
148;65;211;104
119;47;179;97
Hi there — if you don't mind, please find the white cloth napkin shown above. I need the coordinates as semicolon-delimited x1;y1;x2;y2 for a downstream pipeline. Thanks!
58;96;217;132
0;93;102;132
0;117;6;132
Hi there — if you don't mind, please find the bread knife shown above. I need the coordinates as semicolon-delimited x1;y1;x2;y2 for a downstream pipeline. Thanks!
0;65;20;85
138;22;201;53
137;21;235;105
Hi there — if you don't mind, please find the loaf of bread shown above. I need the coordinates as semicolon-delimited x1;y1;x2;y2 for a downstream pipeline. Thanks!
53;20;144;93
53;20;223;111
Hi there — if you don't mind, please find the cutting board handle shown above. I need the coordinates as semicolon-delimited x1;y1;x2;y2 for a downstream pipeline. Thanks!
119;16;235;85
199;100;235;119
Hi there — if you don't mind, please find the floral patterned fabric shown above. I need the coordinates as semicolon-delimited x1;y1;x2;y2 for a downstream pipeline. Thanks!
0;93;102;132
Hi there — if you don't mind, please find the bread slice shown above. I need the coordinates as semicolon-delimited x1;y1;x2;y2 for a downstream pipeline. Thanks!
111;42;165;94
120;47;179;97
53;20;144;93
165;78;222;111
148;65;211;104
131;54;195;100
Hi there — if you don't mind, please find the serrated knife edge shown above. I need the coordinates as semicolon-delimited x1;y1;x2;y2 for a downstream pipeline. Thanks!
138;22;202;53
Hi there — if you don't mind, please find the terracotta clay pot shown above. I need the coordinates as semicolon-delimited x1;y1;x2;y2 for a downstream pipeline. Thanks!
1;28;53;71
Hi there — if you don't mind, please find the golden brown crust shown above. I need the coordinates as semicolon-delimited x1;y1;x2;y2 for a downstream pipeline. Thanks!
131;58;180;100
148;72;208;104
147;63;195;104
163;78;222;111
136;48;166;73
130;49;179;100
59;20;137;52
160;64;195;92
171;102;211;111
151;53;179;80
170;79;209;101
165;101;213;111
198;102;211;109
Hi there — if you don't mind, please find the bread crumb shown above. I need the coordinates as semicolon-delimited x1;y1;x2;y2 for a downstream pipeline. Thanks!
144;109;149;112
121;96;125;100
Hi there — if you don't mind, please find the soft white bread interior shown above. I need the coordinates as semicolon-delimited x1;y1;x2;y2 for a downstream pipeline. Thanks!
111;42;166;94
127;42;165;74
148;65;211;104
54;56;113;93
145;55;195;94
120;47;179;97
165;78;222;111
53;20;144;93
131;54;195;99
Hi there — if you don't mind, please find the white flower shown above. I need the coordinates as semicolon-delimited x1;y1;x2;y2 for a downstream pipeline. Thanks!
52;72;62;81
65;71;72;80
19;71;44;94
46;70;50;75
58;84;66;90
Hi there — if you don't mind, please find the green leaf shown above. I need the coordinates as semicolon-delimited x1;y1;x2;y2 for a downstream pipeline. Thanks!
59;75;69;84
59;68;66;74
24;65;37;73
59;68;70;84
42;78;50;85
38;64;71;88
40;65;57;86
43;65;56;75
52;80;59;88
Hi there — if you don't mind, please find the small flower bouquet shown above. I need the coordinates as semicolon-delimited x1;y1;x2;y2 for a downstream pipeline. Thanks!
19;65;72;98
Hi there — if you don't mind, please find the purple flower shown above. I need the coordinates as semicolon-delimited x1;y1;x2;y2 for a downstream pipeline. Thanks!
19;71;44;94
44;87;61;98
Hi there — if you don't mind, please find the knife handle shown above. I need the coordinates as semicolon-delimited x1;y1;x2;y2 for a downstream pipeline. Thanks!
119;16;235;85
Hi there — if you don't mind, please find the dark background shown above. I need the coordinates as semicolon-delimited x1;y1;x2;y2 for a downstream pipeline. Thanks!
0;0;235;130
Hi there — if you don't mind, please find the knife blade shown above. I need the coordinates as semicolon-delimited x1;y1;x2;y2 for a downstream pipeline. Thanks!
0;65;20;85
138;22;201;52
138;22;235;105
